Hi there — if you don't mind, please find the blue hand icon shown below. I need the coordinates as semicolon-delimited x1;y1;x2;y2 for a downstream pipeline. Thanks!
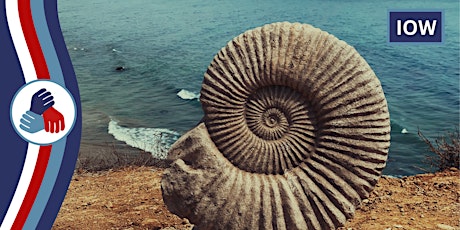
19;111;45;133
30;88;54;115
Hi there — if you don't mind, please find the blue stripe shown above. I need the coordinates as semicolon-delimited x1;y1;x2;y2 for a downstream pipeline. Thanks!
23;139;66;229
36;0;82;228
30;0;65;86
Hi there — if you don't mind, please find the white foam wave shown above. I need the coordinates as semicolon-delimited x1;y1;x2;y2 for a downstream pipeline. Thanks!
71;47;85;51
108;119;180;159
177;89;200;100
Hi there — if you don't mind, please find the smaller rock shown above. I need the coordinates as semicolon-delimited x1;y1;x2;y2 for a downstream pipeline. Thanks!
104;201;113;209
393;225;403;228
181;218;190;225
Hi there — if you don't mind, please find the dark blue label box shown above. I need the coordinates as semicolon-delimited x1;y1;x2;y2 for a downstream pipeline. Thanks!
389;11;443;43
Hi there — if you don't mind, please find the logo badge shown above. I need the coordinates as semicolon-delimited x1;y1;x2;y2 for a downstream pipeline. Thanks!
10;80;77;145
389;11;443;43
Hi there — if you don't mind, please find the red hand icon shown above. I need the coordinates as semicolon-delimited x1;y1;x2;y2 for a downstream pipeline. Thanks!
43;107;65;133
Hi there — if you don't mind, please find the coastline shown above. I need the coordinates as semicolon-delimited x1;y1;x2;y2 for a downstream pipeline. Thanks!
77;141;159;172
54;166;459;229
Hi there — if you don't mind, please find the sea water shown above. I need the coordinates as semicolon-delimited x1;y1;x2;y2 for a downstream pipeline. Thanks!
58;0;459;176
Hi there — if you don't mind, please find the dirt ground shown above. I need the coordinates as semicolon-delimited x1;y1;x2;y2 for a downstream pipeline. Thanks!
53;167;460;230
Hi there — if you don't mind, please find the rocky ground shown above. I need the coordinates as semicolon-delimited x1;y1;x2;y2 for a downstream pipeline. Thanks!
53;167;459;230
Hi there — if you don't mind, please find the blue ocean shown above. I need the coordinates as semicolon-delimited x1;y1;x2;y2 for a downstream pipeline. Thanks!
57;0;459;176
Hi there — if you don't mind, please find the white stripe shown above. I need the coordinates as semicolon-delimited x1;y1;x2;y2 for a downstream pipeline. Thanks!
2;0;40;228
0;144;40;230
5;0;37;82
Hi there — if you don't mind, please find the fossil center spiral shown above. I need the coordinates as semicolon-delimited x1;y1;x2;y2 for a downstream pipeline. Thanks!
247;106;289;140
221;85;319;174
263;108;285;127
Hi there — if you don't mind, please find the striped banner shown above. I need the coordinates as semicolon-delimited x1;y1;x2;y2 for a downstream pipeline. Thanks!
0;0;81;229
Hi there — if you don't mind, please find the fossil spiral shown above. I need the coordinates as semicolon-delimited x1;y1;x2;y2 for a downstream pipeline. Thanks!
162;22;390;229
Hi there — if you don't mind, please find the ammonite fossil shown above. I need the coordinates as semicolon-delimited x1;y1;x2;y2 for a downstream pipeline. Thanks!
162;22;390;229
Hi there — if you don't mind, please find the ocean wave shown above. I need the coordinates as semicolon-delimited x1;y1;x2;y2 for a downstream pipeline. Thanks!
400;128;409;134
177;89;200;101
69;46;85;51
391;120;411;135
108;119;180;159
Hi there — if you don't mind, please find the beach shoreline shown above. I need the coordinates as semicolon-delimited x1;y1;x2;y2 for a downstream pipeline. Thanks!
77;141;160;172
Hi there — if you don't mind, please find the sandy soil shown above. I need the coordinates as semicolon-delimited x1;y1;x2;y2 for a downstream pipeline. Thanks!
53;167;460;230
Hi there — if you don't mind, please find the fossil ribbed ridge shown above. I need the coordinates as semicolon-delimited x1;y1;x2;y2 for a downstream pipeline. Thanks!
161;22;390;230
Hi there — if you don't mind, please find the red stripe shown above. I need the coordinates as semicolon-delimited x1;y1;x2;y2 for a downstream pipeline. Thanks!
18;0;50;79
11;145;52;230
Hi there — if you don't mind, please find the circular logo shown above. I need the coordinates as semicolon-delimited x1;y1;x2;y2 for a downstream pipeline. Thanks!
10;80;77;145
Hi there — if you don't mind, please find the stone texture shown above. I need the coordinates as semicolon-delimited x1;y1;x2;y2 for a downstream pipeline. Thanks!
162;22;391;230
